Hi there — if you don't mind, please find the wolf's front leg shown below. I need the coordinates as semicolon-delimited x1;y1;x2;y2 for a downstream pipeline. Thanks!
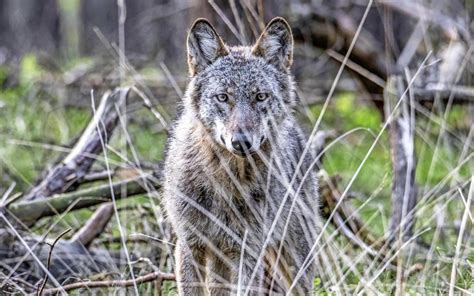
207;253;233;295
175;240;207;296
282;236;317;295
236;254;265;296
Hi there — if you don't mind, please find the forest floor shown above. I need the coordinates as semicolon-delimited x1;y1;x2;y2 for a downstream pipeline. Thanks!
0;53;472;294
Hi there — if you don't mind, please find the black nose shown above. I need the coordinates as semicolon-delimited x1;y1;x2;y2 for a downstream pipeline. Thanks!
231;133;252;154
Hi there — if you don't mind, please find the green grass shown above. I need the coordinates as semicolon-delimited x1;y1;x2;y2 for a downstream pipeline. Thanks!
0;58;472;294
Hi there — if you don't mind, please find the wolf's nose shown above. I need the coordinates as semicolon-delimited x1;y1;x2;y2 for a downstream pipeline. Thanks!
231;133;252;154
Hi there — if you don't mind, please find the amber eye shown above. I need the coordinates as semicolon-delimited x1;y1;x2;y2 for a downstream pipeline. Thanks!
256;93;269;101
215;94;229;102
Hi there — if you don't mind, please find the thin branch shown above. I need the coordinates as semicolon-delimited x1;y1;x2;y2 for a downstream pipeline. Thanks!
37;228;71;296
37;270;176;295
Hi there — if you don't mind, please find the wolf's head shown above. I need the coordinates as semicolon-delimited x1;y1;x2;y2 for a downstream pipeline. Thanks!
185;17;296;158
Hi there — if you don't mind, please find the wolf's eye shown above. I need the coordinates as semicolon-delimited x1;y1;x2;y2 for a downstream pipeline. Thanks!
215;94;228;102
256;93;269;101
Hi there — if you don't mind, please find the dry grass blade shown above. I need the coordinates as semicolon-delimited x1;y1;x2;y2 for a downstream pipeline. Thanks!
0;0;472;294
448;181;473;296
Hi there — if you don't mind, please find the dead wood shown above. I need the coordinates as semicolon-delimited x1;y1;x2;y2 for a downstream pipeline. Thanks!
23;87;131;201
384;76;418;241
2;1;470;288
70;203;114;247
6;175;154;226
37;270;175;295
0;229;131;293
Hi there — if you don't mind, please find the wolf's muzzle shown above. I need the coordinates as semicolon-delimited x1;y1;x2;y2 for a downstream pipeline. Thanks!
231;133;254;156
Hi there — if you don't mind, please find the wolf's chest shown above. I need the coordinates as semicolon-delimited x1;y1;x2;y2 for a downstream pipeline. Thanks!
185;185;266;246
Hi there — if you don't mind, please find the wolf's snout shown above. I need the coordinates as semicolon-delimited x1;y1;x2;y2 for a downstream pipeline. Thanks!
231;133;253;155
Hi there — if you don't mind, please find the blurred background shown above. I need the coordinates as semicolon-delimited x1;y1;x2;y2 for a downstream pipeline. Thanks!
0;0;472;294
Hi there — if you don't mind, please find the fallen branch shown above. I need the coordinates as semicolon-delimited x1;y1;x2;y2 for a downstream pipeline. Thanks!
6;175;155;225
412;85;474;104
70;203;114;247
23;87;131;201
38;270;176;295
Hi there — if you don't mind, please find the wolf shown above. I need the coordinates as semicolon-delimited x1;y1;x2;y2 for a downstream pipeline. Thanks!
162;17;321;295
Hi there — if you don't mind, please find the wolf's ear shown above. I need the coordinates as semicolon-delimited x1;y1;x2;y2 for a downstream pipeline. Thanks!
187;18;228;76
252;17;293;71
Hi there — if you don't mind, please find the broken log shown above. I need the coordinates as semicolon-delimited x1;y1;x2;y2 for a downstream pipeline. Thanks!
5;175;154;226
23;87;131;201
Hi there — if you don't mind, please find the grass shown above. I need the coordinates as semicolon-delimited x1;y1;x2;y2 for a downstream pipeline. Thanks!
0;51;472;294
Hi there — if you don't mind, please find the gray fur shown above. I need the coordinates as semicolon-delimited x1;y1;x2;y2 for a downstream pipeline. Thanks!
187;19;229;76
163;17;321;295
253;17;294;71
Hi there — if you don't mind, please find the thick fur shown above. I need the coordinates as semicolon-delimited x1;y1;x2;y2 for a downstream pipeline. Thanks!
163;17;321;295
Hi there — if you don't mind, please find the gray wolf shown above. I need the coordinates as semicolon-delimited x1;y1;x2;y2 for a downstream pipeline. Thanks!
162;17;321;295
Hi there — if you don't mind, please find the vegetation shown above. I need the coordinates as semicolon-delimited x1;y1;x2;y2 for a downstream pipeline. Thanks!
0;0;472;294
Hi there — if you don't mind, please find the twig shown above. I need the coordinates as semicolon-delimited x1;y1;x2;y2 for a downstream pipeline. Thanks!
208;0;244;44
38;271;176;295
327;49;386;88
412;85;474;103
37;228;71;296
83;170;117;183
